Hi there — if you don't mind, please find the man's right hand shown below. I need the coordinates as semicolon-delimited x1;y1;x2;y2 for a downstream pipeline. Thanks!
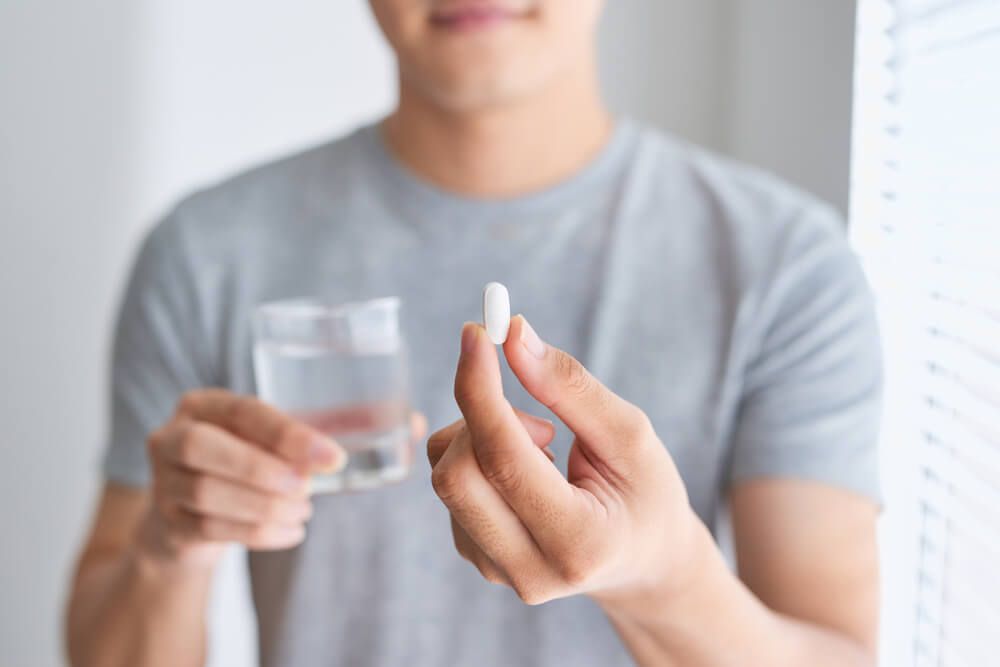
138;389;346;570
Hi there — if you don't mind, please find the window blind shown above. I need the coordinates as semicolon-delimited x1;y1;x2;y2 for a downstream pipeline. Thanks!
850;1;1000;665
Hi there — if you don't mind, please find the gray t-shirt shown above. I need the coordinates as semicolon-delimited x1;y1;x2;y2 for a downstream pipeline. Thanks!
104;119;881;667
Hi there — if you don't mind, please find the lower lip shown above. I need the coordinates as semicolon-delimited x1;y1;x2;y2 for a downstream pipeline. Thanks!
430;10;518;32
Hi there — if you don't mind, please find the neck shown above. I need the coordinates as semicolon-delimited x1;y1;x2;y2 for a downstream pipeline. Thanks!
381;61;612;198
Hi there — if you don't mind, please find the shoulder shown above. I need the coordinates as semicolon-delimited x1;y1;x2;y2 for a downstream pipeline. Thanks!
144;125;372;258
635;122;845;241
627;121;854;290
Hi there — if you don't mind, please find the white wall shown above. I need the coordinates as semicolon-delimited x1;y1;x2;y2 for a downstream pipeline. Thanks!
599;0;730;153
1;3;395;666
0;3;855;666
0;4;145;665
727;0;858;212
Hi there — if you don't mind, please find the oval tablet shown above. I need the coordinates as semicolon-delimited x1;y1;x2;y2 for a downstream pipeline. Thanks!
482;282;511;345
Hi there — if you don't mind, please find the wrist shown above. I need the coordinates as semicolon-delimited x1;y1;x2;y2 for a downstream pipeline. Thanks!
594;519;786;665
132;509;221;580
593;511;721;624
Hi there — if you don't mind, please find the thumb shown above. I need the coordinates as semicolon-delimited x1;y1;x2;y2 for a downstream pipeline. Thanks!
503;315;649;458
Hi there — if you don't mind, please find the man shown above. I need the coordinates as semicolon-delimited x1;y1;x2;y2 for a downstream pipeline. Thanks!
67;1;882;665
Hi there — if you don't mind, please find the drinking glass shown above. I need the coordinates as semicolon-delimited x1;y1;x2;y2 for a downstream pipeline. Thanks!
252;297;412;493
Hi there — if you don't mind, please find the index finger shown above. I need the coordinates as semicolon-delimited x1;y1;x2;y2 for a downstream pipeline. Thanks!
154;419;309;496
454;324;575;540
176;389;342;471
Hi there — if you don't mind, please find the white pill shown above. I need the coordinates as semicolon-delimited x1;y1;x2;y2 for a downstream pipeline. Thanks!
482;282;511;345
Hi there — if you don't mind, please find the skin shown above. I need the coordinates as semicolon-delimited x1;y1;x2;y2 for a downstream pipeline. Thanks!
67;1;879;665
66;390;425;666
430;319;878;666
374;0;612;197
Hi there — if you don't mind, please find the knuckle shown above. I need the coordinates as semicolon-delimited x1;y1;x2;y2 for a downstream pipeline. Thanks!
188;476;213;507
512;580;550;607
154;497;179;521
482;570;505;586
176;390;203;416
453;534;474;563
175;433;198;465
194;515;216;538
476;414;508;448
475;561;505;585
177;422;208;463
622;405;654;442
151;478;171;509
240;456;268;485
551;538;603;588
557;351;592;397
486;570;508;586
146;427;166;457
481;457;523;495
227;395;253;424
431;464;467;506
553;556;591;588
452;378;479;410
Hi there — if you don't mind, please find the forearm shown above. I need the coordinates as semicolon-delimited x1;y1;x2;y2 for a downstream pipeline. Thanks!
597;523;875;667
67;546;214;667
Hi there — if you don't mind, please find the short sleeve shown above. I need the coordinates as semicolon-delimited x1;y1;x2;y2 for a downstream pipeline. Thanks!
102;211;214;487
728;208;883;504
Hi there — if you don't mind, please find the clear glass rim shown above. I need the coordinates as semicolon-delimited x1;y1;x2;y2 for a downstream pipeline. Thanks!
255;296;401;322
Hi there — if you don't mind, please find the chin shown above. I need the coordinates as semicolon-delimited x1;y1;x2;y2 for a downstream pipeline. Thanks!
428;75;536;111
407;53;557;112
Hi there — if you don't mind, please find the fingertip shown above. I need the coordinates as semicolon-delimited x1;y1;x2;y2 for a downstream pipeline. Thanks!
513;408;557;446
541;418;556;441
332;445;349;473
309;434;345;472
504;314;546;365
503;315;545;399
280;524;307;549
411;412;429;441
249;523;307;552
282;471;312;496
460;321;483;356
501;315;523;368
503;314;526;351
455;321;503;410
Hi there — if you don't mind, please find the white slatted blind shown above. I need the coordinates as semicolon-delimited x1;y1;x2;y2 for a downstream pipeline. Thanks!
850;1;1000;665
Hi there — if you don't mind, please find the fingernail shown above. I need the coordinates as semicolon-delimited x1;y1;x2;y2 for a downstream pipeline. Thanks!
461;322;478;356
519;316;546;359
317;452;348;474
310;436;343;471
526;413;554;428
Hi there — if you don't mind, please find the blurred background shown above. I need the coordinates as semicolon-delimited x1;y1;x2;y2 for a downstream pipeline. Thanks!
2;1;996;666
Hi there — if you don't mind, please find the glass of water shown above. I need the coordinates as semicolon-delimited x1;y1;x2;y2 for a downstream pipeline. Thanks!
252;297;412;494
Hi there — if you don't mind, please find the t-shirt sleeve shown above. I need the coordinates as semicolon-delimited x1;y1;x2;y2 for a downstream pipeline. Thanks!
102;211;214;487
728;207;883;504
